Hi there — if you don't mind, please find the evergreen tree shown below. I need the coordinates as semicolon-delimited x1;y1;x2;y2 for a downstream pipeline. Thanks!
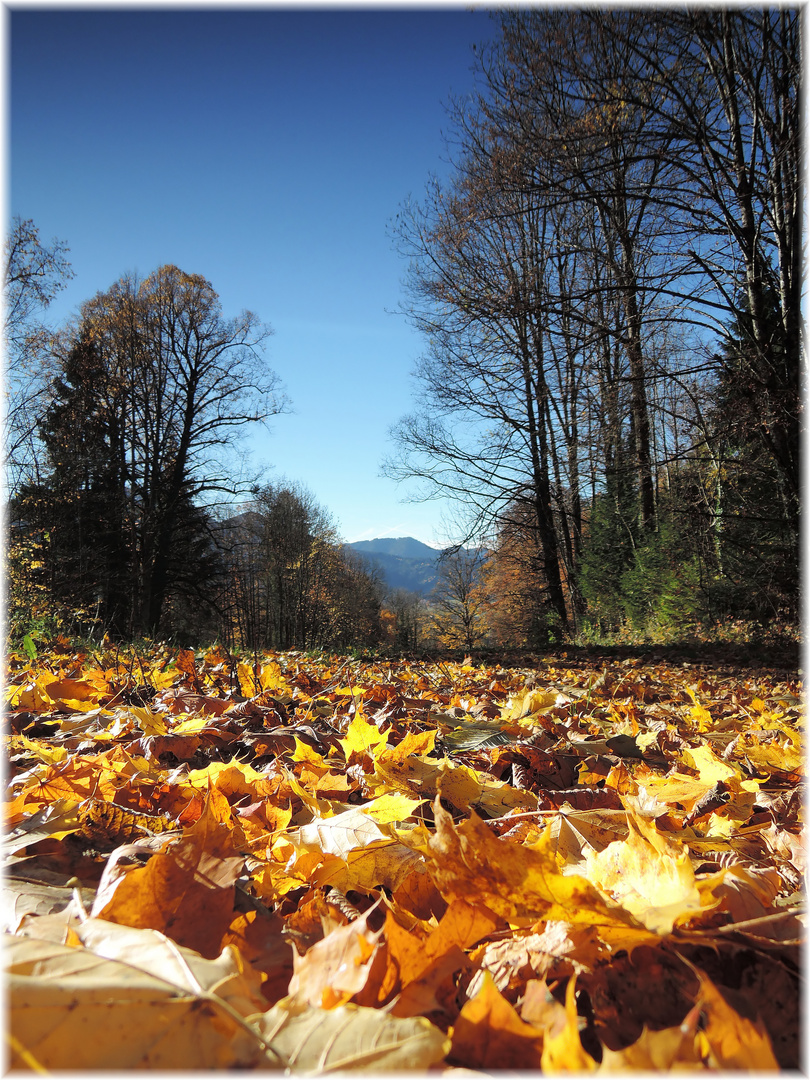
578;444;640;634
17;336;131;635
704;289;800;619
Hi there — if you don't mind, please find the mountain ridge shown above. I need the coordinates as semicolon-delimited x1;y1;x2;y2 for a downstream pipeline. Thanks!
346;536;446;596
348;536;444;561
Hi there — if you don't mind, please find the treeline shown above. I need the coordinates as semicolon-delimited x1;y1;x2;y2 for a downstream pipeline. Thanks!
6;8;800;650
386;8;800;642
5;252;388;649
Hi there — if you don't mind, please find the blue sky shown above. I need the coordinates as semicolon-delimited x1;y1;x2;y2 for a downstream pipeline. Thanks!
9;5;496;547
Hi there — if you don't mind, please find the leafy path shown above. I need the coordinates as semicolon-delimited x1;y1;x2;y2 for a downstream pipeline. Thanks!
4;642;804;1070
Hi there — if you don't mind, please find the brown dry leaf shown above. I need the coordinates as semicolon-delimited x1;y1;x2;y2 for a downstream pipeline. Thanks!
580;943;700;1050
473;922;609;994
391;864;448;923
3;645;804;1071
697;862;781;925
449;970;545;1070
545;808;629;867
74;917;267;1015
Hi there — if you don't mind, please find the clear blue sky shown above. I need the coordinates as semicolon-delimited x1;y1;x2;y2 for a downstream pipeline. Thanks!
9;4;497;547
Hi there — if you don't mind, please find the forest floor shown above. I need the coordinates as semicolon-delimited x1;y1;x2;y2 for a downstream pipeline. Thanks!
4;640;804;1071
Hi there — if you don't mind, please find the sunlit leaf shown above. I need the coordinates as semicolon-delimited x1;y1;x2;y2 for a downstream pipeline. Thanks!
6;932;271;1070
91;794;243;958
422;797;638;927
539;975;597;1071
584;801;707;934
341;709;389;762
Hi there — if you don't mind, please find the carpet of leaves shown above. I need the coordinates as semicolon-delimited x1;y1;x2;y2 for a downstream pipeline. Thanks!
4;641;804;1071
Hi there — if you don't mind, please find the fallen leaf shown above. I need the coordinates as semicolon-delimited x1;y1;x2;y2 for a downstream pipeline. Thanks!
584;801;707;934
91;793;243;958
450;970;545;1070
539;975;597;1071
422;797;637;928
6;931;272;1070
254;996;450;1071
692;964;780;1069
287;907;382;1009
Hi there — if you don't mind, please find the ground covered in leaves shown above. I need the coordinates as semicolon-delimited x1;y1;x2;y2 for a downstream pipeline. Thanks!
4;642;804;1071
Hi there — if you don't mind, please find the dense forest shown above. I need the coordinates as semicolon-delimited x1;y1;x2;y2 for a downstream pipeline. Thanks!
6;9;800;652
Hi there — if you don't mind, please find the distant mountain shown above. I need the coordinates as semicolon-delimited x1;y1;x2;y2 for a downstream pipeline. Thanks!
349;537;442;561
346;537;445;596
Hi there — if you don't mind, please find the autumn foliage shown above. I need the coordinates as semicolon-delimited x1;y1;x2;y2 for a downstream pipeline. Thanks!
4;640;803;1070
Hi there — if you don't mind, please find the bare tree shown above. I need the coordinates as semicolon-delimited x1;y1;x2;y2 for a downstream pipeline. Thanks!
4;217;73;494
387;8;800;635
63;264;285;633
602;8;800;530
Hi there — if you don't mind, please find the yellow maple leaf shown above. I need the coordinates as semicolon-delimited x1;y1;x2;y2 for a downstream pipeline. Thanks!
421;797;637;928
341;709;388;763
291;737;329;772
128;706;168;736
584;802;709;934
681;743;739;784
360;792;424;824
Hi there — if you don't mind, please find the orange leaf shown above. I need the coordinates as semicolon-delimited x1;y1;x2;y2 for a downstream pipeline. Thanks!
450;971;544;1070
91;793;243;958
693;966;780;1069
